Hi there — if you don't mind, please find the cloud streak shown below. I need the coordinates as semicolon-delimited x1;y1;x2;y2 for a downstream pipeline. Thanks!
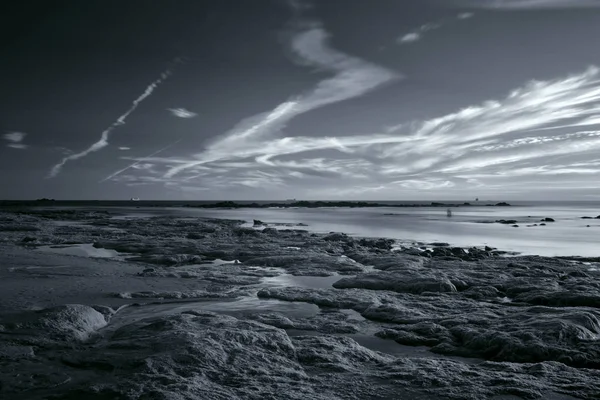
100;139;182;183
397;13;474;45
164;21;399;178
4;132;28;149
460;0;600;9
119;65;600;197
48;64;176;178
168;108;197;118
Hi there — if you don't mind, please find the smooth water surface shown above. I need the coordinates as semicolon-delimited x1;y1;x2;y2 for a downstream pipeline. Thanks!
46;202;600;256
104;203;599;257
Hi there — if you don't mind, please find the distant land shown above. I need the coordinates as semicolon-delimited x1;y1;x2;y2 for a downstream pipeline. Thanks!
0;199;512;208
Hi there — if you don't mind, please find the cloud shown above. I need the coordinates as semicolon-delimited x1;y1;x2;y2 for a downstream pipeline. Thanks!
7;143;28;150
4;132;26;143
100;139;182;183
164;22;399;178
48;62;177;178
3;132;28;149
397;14;473;45
398;33;421;43
113;58;600;197
457;12;475;19
168;108;198;118
461;0;600;9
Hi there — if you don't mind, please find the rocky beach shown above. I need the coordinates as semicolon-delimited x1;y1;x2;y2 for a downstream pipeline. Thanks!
1;207;600;399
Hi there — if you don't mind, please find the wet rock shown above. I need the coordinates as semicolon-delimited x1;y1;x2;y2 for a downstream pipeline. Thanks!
333;273;458;294
357;238;395;250
496;219;518;225
541;218;555;222
0;305;108;343
323;232;351;242
429;242;450;247
252;311;361;334
253;219;265;226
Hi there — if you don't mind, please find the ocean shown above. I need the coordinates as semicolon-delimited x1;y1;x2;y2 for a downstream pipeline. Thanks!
34;200;599;258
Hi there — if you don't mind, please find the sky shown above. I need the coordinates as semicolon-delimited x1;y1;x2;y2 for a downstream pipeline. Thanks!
2;0;600;201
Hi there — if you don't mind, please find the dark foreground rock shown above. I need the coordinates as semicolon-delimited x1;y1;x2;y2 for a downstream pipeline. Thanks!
1;208;599;400
2;308;600;400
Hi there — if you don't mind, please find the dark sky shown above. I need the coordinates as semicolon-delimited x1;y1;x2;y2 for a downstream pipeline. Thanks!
2;0;600;200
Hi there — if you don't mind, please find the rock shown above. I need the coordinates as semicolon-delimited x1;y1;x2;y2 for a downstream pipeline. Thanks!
582;216;593;219
512;225;519;227
495;202;511;206
20;236;37;243
1;305;108;343
323;233;350;242
253;219;265;226
429;242;450;247
540;223;546;226
496;219;517;224
357;238;395;250
541;218;555;222
333;273;458;294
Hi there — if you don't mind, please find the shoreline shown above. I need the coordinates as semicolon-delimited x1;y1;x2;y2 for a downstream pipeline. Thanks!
0;199;513;208
1;207;600;399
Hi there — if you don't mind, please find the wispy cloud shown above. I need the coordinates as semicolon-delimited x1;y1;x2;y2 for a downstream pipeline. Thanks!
398;33;421;43
164;20;399;178
100;139;182;183
48;62;178;178
120;65;600;197
461;0;600;9
168;108;198;118
4;132;28;149
457;12;475;19
7;143;28;150
397;13;474;45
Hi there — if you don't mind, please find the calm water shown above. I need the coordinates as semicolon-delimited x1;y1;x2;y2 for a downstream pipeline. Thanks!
44;202;600;257
129;204;600;257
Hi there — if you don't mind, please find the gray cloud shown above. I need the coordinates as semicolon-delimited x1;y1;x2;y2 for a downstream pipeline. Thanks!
396;14;473;45
119;65;600;197
167;108;198;118
48;64;176;178
4;132;28;149
163;22;399;178
461;0;600;9
398;32;421;43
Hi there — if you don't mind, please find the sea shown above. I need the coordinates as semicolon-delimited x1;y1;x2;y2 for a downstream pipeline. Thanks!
25;200;599;258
